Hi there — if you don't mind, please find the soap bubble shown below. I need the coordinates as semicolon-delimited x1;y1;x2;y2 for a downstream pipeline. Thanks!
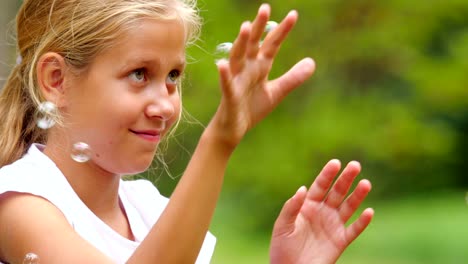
37;101;57;130
265;21;278;33
71;142;92;163
215;42;233;63
216;42;233;54
23;253;39;264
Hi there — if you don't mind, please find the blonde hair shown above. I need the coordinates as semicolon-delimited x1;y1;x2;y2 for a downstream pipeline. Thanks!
0;0;202;167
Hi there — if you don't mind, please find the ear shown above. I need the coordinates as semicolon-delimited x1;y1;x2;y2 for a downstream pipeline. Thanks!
36;52;69;107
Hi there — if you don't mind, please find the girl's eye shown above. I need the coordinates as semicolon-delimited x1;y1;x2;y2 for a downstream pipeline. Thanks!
129;69;147;83
166;70;181;85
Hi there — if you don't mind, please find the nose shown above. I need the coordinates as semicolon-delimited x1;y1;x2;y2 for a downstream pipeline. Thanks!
145;86;177;122
145;98;176;121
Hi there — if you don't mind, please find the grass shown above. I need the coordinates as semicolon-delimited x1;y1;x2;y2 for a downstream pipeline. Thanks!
209;191;468;264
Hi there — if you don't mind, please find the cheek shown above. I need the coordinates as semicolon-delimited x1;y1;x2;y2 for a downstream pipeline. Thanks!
68;94;135;141
167;95;182;129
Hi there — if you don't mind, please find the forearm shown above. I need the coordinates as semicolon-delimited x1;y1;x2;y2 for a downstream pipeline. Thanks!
127;124;235;263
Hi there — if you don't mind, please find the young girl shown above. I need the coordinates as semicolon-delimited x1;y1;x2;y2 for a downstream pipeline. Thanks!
0;0;374;263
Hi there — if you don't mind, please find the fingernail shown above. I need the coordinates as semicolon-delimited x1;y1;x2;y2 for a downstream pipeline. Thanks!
304;57;314;65
296;185;306;194
241;21;251;28
260;3;270;11
349;160;361;169
288;10;298;17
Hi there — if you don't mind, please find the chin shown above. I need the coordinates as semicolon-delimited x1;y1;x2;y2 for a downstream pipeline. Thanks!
124;159;154;175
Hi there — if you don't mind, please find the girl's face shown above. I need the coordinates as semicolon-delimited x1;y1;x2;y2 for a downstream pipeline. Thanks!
62;18;186;175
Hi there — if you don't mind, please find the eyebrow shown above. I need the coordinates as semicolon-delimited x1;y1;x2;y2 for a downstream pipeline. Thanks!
121;56;186;72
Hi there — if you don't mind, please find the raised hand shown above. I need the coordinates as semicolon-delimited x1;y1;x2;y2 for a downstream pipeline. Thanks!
210;4;315;147
270;160;374;264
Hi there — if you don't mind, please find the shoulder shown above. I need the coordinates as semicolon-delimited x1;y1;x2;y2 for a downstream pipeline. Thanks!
0;192;114;263
0;192;70;262
0;145;77;224
0;148;63;199
0;192;69;226
0;144;52;183
0;151;36;178
0;154;48;195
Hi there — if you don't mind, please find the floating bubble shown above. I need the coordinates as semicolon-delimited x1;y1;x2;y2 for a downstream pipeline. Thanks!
215;42;233;64
216;42;233;54
23;253;39;264
71;142;92;163
265;21;278;33
36;101;57;130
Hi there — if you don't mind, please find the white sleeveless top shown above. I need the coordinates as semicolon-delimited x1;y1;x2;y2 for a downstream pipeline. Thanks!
0;144;216;263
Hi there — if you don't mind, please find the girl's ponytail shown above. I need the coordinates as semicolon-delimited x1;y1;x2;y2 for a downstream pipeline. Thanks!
0;62;45;167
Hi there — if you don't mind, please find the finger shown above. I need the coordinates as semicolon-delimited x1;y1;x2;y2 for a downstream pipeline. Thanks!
306;159;341;202
246;4;270;59
216;59;233;97
345;208;374;245
229;21;251;75
324;161;361;208
260;10;298;59
339;179;372;223
273;186;307;236
268;57;315;105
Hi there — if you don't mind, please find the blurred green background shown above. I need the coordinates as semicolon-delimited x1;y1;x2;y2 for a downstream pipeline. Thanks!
1;0;467;263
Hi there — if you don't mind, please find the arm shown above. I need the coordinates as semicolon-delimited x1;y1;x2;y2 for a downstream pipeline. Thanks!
0;4;315;264
0;132;233;264
0;193;116;264
270;160;374;264
129;4;315;263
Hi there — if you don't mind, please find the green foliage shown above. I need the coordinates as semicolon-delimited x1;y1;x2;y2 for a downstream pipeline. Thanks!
149;0;468;231
210;192;468;263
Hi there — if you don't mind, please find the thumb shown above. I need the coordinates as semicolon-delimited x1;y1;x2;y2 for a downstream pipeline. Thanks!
273;186;307;236
268;58;315;104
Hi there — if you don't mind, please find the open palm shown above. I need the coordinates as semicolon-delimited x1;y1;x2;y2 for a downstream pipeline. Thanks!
210;4;315;147
270;160;374;264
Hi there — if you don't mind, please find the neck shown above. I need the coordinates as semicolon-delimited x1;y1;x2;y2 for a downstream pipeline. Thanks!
43;134;122;219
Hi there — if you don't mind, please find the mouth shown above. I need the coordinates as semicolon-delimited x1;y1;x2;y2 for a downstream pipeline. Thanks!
130;129;161;143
